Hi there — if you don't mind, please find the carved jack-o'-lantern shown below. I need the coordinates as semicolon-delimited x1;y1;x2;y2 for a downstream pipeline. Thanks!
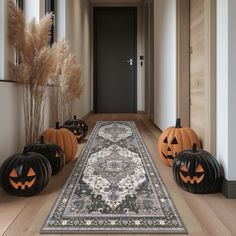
0;149;52;197
61;124;84;143
157;118;201;166
172;143;221;194
24;136;65;175
64;115;88;139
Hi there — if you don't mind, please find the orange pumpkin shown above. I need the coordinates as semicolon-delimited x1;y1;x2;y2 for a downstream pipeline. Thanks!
157;118;201;167
42;122;77;163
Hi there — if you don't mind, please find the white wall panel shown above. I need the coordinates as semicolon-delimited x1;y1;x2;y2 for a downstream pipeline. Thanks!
153;0;177;130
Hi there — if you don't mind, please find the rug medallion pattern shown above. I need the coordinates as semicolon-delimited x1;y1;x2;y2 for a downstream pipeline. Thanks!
41;121;187;233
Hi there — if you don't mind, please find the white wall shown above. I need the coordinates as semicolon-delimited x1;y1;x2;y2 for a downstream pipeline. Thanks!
137;5;145;112
0;0;59;164
0;84;25;165
57;0;91;118
0;0;49;165
217;0;236;180
0;0;23;165
68;0;91;118
153;0;177;130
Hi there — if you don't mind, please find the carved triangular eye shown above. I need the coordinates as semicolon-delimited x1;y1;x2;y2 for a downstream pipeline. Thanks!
163;137;168;143
180;164;188;172
10;169;18;177
195;164;204;173
171;137;178;144
27;168;36;177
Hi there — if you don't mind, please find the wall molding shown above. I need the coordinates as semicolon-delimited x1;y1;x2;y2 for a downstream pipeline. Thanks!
222;178;236;198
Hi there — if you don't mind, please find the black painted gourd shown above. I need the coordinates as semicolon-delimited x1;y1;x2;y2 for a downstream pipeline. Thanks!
64;115;88;139
24;136;65;175
0;149;52;197
172;143;221;194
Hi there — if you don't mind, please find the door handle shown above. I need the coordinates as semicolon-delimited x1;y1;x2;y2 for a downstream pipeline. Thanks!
126;59;133;66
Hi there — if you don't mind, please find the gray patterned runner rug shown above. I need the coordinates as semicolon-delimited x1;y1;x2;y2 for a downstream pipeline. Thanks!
41;121;187;234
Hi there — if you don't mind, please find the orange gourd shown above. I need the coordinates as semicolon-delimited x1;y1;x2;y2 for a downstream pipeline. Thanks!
157;118;201;167
42;122;77;163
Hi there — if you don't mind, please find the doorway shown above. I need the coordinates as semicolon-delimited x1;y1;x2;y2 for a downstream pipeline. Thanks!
93;7;137;113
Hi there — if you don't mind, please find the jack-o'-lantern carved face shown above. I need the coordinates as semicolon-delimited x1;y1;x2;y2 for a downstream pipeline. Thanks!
179;163;205;184
64;115;88;139
172;143;221;194
73;128;83;141
161;135;182;161
0;150;52;197
157;118;201;167
9;167;37;190
60;124;84;143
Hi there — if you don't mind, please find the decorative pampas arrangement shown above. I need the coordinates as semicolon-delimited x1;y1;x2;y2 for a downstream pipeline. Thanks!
60;54;84;122
48;41;84;126
8;0;84;144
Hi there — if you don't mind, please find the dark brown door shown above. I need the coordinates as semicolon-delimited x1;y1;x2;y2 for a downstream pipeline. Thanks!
93;7;137;113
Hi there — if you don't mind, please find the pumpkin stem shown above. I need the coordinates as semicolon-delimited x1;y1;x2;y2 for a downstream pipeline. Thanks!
40;136;45;144
74;115;77;120
175;118;181;128
56;121;60;129
192;143;198;153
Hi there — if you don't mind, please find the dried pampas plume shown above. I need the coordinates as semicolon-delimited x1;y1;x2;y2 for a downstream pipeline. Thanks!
49;40;70;83
8;0;84;143
51;54;84;123
61;54;84;100
38;14;53;49
8;0;25;53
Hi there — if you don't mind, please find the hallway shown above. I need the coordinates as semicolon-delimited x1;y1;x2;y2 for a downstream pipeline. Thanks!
0;113;236;236
1;0;236;235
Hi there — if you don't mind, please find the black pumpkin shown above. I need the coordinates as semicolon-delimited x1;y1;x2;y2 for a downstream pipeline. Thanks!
0;149;52;197
172;143;221;194
24;136;65;175
60;124;84;143
64;115;88;139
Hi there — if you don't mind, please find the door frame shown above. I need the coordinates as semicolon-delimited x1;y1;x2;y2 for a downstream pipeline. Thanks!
177;0;216;154
90;2;144;113
176;0;190;127
93;7;137;113
144;0;154;121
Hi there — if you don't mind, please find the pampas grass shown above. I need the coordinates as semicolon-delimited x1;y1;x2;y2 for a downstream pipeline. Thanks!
59;54;84;122
8;0;25;54
8;0;84;144
49;47;84;125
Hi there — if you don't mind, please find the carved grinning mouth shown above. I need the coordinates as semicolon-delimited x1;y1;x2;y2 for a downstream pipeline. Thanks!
179;172;204;184
9;177;36;190
161;151;175;160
